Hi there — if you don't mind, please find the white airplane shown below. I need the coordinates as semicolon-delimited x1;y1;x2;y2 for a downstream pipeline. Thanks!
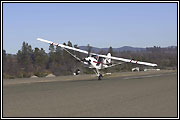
37;38;157;80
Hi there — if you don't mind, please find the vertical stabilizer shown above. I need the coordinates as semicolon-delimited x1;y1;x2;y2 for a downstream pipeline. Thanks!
106;53;111;63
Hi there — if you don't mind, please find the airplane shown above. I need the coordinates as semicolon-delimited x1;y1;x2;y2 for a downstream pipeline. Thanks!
37;38;157;80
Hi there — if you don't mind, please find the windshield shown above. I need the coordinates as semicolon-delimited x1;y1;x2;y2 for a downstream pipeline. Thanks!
91;55;98;60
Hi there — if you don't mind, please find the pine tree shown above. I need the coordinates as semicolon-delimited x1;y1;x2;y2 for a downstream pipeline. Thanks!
17;42;33;74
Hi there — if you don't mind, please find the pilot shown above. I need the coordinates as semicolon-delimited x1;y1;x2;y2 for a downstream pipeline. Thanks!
92;55;98;60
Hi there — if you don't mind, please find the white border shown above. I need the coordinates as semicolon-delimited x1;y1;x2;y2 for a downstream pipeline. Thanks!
177;1;179;119
1;1;179;119
0;1;180;2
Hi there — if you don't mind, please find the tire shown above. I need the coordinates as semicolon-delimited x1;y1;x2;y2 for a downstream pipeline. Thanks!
98;74;102;80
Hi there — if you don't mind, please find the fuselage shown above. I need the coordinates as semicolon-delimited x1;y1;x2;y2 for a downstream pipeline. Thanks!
83;56;110;70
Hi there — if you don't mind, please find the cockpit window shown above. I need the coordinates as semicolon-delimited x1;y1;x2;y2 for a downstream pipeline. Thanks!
91;55;98;60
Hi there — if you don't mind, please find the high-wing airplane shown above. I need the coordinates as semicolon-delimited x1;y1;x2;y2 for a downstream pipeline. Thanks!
37;38;157;80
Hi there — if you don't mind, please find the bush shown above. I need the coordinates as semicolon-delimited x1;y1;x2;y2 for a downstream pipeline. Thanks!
23;72;32;78
3;73;15;79
34;71;49;77
16;71;32;78
16;72;24;78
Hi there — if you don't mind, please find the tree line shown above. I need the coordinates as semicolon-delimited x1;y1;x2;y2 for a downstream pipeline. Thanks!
3;41;177;79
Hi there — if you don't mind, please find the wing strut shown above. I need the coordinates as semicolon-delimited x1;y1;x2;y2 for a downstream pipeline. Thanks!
63;48;82;62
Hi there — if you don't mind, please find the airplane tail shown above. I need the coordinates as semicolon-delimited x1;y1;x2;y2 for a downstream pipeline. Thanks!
106;53;111;64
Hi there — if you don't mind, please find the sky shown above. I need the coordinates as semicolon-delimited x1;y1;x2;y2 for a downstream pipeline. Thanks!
3;3;177;54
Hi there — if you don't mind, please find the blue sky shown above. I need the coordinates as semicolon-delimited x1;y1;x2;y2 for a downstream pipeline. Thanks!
3;3;177;54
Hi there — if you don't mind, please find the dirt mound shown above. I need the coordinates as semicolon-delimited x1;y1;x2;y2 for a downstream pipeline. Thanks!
30;75;38;78
46;74;56;77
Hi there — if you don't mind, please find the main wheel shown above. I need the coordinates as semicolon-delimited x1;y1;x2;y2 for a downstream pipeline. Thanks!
98;74;103;80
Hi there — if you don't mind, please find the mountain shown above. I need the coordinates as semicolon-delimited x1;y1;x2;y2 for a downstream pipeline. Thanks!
78;46;146;53
115;46;146;52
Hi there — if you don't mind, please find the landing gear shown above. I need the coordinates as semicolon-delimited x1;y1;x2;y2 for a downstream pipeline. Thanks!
98;74;103;80
93;69;103;80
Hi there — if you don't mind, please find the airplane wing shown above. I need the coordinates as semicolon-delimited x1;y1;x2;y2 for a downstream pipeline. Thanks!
106;62;124;68
98;54;157;67
37;38;97;55
37;38;157;67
